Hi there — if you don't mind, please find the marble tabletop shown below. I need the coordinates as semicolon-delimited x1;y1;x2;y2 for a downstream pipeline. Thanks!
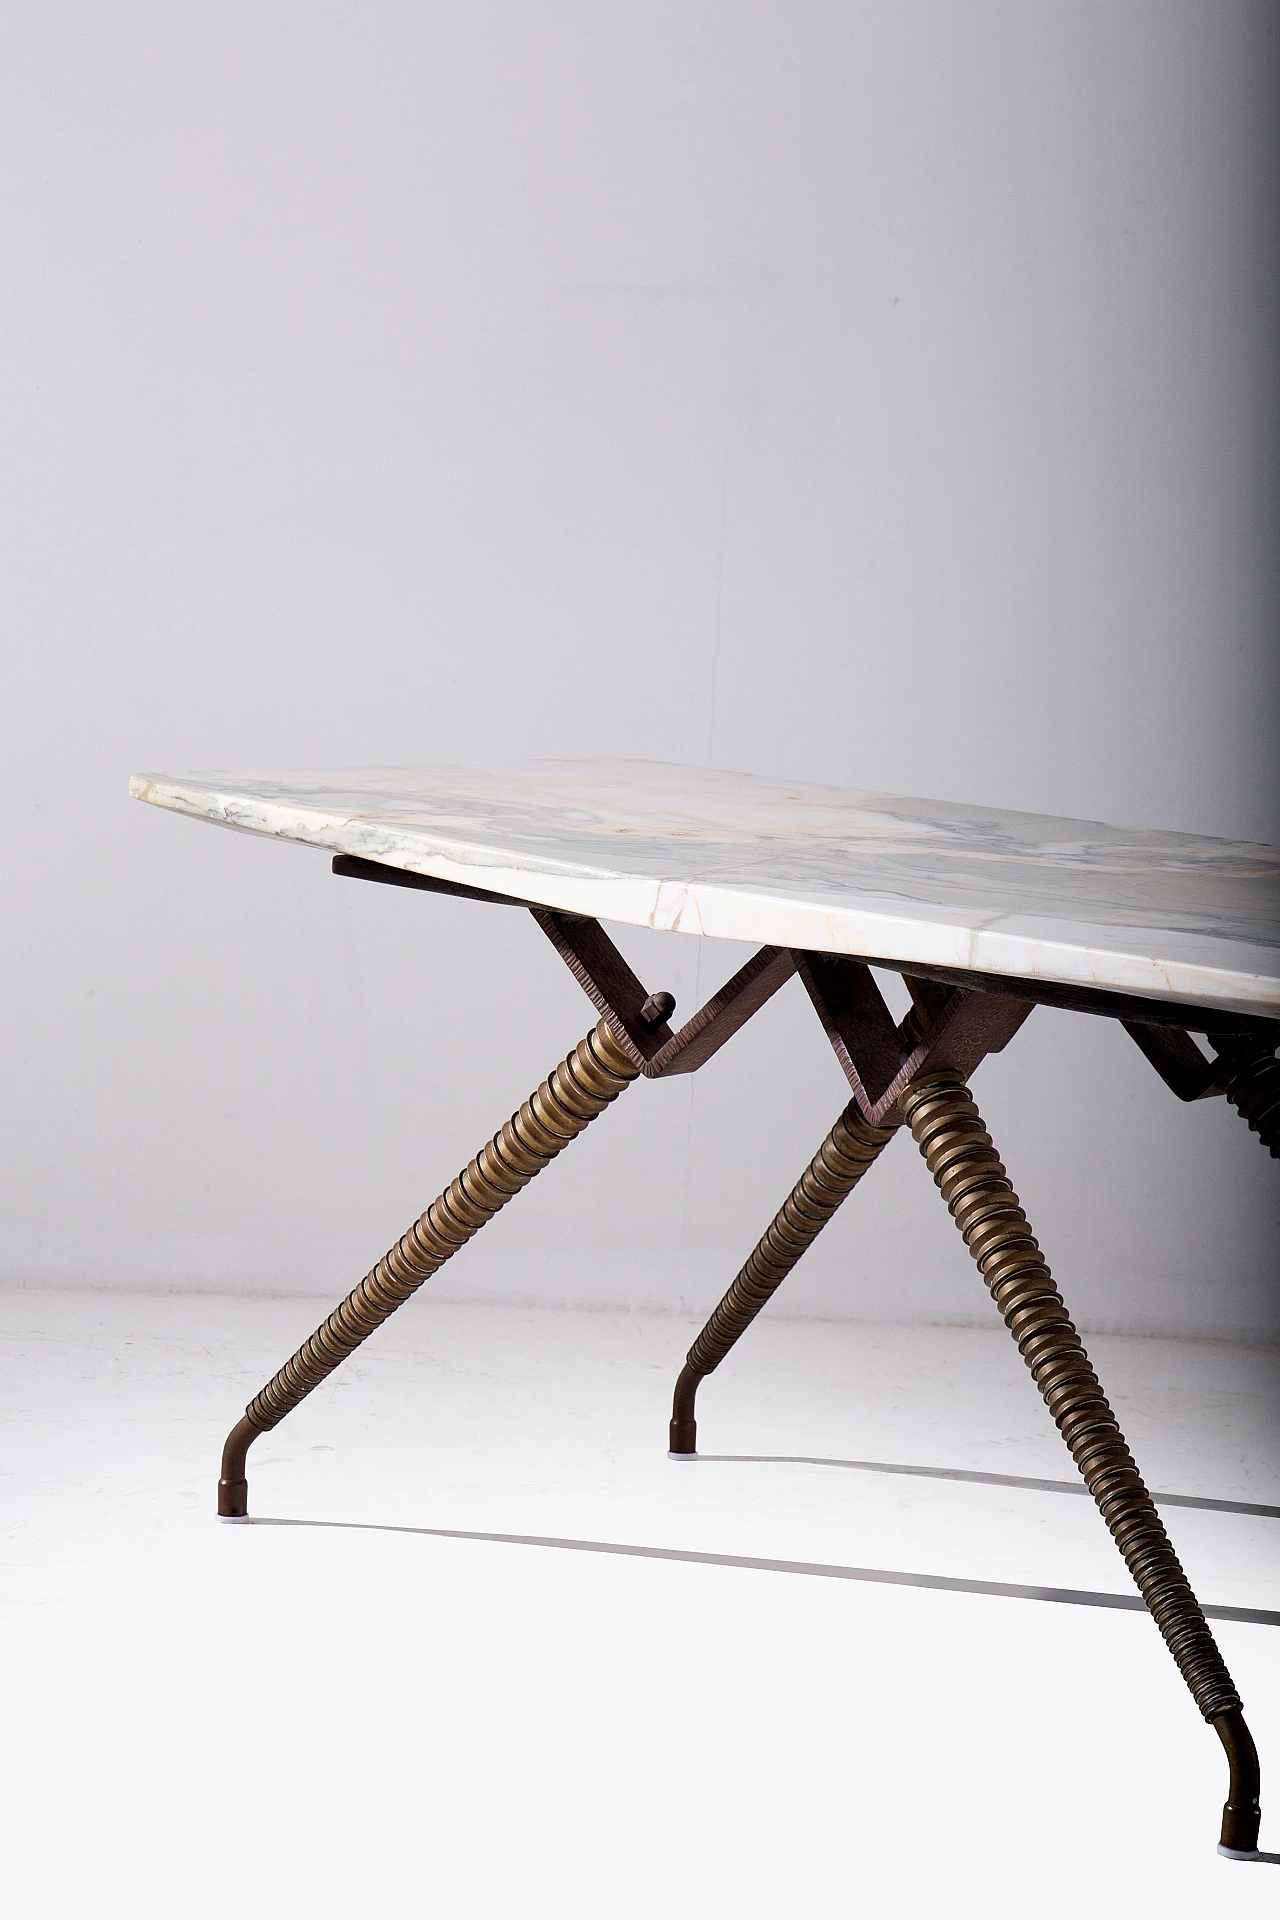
129;761;1280;1020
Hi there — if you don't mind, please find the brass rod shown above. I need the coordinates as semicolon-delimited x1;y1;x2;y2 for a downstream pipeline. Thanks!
900;1067;1261;1856
669;1101;896;1454
1223;1049;1280;1157
218;1018;641;1517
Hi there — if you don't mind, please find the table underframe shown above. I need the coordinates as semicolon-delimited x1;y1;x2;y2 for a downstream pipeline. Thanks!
215;852;1278;1858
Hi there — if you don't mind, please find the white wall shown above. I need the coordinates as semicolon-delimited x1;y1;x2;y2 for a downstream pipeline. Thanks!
2;3;1277;1340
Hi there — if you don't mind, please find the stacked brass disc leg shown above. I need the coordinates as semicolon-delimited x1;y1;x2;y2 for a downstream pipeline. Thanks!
1223;1049;1280;1159
218;1019;640;1518
900;1068;1262;1856
669;1100;897;1454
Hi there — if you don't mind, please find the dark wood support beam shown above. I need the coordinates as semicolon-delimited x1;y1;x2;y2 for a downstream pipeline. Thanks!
331;852;531;909
795;951;1033;1126
645;946;796;1078
1123;1023;1231;1102
531;909;676;1067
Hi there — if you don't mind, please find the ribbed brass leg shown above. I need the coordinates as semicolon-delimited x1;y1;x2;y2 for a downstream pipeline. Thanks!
1223;1049;1280;1158
218;1019;640;1517
900;1069;1262;1856
669;1101;896;1454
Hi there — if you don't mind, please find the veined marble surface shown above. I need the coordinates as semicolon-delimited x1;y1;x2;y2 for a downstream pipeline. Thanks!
129;761;1280;1018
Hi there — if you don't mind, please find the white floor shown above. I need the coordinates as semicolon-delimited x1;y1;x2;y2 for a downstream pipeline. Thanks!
3;1289;1278;1919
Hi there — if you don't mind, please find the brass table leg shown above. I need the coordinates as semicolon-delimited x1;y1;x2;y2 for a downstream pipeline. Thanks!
669;1101;897;1455
218;1019;640;1518
900;1068;1262;1857
1223;1048;1280;1158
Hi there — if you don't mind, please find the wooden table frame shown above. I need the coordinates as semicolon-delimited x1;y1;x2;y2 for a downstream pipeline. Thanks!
217;852;1278;1858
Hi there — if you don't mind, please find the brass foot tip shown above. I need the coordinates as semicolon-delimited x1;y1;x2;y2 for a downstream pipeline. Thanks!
217;1476;249;1519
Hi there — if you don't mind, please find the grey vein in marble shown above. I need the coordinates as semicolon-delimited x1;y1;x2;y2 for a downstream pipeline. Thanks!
128;761;1280;1018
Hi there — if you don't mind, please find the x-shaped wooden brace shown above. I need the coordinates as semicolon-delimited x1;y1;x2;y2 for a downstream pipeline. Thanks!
328;854;1040;1108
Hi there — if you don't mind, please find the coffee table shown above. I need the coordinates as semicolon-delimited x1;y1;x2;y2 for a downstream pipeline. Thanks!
130;760;1279;1857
